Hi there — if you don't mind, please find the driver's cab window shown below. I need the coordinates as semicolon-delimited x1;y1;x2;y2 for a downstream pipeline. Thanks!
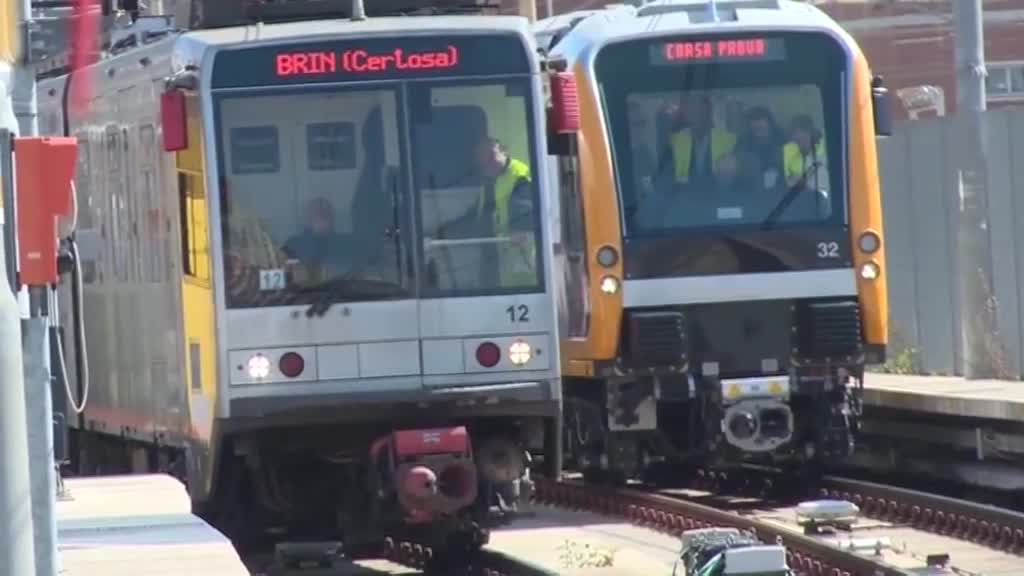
627;87;831;233
410;80;542;296
218;88;409;308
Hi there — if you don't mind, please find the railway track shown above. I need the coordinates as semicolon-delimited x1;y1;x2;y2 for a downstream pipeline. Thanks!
248;468;1024;575
375;537;558;575
245;535;560;575
532;468;1024;576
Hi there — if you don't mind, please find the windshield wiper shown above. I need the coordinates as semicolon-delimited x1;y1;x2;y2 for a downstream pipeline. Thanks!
760;161;822;231
301;273;406;318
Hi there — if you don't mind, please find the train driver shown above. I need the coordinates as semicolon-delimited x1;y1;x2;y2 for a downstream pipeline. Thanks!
658;95;738;191
282;196;354;282
473;136;537;288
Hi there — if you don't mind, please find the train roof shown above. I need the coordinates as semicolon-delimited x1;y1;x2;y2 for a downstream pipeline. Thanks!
532;5;636;52
548;0;848;62
181;13;534;49
36;11;535;81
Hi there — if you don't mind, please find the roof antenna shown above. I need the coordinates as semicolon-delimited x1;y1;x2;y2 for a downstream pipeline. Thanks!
706;0;720;22
351;0;366;21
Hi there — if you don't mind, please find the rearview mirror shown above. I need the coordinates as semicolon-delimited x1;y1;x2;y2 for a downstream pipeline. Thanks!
871;75;893;137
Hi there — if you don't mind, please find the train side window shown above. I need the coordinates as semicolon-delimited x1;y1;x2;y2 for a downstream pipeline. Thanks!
106;127;126;282
178;171;210;282
75;132;99;285
140;124;161;283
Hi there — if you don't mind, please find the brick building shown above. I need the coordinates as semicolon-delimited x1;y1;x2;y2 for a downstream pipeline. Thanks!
816;0;1024;120
502;0;1024;121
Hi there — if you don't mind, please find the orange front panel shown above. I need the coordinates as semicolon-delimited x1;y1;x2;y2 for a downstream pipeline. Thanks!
561;61;624;365
847;48;888;346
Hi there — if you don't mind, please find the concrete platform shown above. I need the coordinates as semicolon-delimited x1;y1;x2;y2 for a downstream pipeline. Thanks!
57;474;249;576
863;373;1024;422
487;503;680;575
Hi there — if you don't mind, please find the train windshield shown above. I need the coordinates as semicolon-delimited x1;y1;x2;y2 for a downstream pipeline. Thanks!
213;38;542;308
595;32;847;237
217;87;411;308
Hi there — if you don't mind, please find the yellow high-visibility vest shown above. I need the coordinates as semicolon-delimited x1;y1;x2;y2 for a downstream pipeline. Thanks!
669;128;737;183
478;158;537;288
783;139;827;185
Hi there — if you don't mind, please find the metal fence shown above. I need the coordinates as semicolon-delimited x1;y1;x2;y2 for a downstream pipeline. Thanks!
879;108;1024;378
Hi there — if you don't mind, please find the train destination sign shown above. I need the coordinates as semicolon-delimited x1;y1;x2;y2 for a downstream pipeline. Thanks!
275;46;459;77
212;34;530;88
650;37;786;64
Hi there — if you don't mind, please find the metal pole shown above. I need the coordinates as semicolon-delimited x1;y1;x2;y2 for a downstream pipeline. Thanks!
23;315;58;576
518;0;537;22
13;0;59;572
953;0;1000;379
1;129;15;293
12;0;35;137
0;83;37;576
545;0;553;19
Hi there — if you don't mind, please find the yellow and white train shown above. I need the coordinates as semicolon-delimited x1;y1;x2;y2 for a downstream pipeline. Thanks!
536;0;892;479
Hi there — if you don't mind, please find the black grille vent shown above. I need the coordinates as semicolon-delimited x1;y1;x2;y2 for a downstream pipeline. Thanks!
795;299;862;359
622;311;686;368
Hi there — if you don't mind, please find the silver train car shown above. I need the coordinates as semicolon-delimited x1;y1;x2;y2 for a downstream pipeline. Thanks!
40;1;571;553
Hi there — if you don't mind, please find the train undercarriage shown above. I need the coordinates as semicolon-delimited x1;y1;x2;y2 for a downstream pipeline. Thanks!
563;370;863;484
562;299;869;483
70;411;560;558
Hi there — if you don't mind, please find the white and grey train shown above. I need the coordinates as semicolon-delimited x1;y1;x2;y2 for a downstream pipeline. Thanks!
40;0;575;553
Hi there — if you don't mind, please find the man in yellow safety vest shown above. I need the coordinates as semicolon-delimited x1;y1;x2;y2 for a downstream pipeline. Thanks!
783;114;828;191
474;137;538;289
659;95;737;190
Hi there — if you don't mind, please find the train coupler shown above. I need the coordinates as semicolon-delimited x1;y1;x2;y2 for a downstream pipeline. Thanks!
369;426;478;524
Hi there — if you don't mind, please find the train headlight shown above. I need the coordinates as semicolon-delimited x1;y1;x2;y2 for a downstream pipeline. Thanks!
509;341;532;366
858;231;880;254
247;354;271;379
596;245;619;268
600;275;620;294
860;261;880;280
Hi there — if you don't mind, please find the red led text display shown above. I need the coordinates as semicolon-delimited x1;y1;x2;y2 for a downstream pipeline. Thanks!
651;37;785;65
212;35;529;88
275;46;459;77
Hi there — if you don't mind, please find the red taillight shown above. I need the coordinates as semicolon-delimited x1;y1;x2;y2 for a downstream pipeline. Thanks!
279;352;305;378
548;71;580;133
475;342;500;368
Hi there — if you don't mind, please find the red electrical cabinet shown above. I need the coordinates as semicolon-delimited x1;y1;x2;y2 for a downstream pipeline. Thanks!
14;137;78;287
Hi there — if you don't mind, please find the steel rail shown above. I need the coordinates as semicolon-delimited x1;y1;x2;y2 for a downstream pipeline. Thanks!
819;475;1024;554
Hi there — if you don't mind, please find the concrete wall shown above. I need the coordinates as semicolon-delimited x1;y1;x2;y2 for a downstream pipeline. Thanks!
880;108;1024;378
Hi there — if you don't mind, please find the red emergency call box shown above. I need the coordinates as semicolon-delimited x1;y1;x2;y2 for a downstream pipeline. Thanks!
14;137;77;286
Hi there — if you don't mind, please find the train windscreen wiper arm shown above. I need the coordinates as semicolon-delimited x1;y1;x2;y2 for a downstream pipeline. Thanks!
760;161;821;231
